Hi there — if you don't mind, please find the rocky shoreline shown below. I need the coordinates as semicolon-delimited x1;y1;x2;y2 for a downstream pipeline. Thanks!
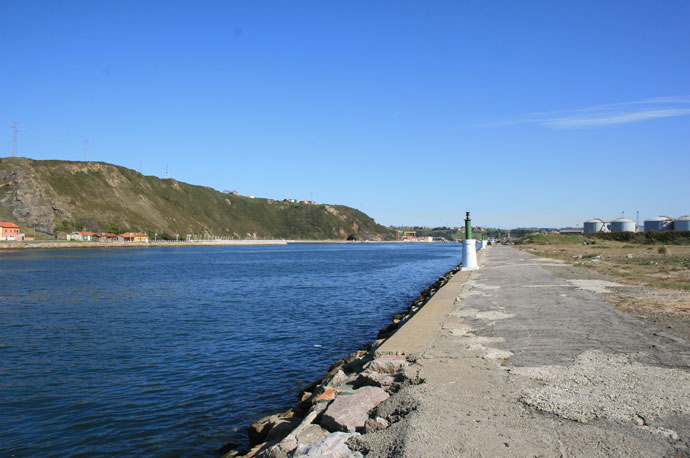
222;263;462;458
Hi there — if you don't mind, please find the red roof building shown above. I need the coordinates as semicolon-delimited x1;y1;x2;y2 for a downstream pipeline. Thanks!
0;222;21;238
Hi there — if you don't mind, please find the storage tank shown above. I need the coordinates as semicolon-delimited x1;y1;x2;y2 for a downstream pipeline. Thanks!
583;218;607;234
610;217;636;233
644;216;673;232
675;215;690;231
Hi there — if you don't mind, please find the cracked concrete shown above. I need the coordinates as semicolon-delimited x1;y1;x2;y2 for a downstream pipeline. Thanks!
353;246;690;457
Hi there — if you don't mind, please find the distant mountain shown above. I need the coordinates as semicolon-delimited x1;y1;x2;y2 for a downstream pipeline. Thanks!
0;157;395;241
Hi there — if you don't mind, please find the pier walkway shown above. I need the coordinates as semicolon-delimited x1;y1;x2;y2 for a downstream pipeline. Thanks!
359;246;690;457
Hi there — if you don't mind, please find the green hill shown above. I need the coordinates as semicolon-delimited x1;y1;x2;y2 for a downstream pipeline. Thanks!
0;157;395;241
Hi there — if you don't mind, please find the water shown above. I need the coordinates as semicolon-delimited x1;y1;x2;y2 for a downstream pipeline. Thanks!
0;243;461;457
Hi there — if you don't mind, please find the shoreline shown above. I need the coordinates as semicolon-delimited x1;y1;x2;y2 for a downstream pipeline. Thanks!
0;240;460;250
223;261;464;457
0;240;288;249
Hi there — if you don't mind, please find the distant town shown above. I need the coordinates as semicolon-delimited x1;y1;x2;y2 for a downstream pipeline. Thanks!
2;214;688;244
0;222;152;243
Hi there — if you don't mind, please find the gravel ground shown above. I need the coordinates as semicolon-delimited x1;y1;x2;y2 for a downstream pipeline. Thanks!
543;261;690;342
350;247;690;457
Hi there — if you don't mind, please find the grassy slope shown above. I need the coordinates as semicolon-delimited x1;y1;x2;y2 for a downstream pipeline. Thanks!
1;158;395;240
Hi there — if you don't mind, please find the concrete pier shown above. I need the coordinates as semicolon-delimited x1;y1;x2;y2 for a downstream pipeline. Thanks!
360;246;690;457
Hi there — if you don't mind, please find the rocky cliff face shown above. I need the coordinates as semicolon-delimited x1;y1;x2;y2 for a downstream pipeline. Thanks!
0;158;71;233
0;157;394;241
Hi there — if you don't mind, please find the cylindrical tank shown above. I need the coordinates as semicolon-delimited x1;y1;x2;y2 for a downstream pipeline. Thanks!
644;216;673;232
675;215;690;231
583;218;606;234
610;217;636;233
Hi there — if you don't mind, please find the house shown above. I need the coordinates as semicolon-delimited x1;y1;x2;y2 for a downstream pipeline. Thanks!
133;232;149;243
119;232;135;242
66;232;85;241
0;222;31;241
0;222;21;240
78;232;96;241
92;232;118;242
119;232;149;242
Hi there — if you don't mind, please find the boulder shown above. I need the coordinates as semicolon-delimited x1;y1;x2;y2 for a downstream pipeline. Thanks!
248;412;296;446
242;441;274;458
267;423;330;457
363;416;390;434
328;369;348;387
369;356;409;375
265;417;301;443
257;438;294;458
321;387;390;433
356;370;395;387
343;356;369;373
294;392;313;417
315;388;339;402
293;432;363;458
294;423;329;445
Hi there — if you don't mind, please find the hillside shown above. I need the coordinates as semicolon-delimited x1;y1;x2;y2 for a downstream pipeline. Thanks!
0;157;395;241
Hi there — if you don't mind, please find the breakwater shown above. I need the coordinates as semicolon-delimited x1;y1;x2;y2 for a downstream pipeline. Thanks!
228;263;462;457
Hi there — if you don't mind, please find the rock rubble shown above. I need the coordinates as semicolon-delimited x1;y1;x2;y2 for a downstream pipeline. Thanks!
222;264;461;458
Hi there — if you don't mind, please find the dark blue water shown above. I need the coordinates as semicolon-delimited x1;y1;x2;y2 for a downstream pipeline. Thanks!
0;243;461;457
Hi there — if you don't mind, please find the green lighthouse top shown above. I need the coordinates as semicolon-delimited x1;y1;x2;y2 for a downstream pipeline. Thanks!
465;211;472;240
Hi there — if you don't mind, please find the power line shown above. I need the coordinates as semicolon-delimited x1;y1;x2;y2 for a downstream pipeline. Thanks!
11;122;19;157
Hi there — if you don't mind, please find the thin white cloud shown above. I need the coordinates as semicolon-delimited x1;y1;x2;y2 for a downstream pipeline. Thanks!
486;96;690;129
544;108;690;128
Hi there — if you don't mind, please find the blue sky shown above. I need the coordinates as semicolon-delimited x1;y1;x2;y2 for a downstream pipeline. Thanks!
1;1;689;228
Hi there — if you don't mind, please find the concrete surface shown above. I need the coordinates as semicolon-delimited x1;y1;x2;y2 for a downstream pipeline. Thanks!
353;246;690;457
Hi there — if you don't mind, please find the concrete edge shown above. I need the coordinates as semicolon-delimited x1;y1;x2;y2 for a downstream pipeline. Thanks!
374;248;485;357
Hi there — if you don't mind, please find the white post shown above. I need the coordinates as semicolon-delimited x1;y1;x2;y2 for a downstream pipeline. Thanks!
461;239;478;270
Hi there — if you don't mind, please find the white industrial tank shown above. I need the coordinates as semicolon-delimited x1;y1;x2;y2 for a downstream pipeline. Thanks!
583;218;607;234
644;216;673;232
610;217;636;233
675;215;690;231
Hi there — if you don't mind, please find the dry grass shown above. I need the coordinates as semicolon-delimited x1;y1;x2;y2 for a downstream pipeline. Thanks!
516;235;690;340
519;240;690;291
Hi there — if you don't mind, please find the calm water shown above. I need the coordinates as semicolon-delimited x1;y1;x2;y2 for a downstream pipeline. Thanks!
0;243;461;457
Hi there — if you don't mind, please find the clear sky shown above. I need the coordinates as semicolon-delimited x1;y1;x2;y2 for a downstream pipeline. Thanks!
1;1;689;228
